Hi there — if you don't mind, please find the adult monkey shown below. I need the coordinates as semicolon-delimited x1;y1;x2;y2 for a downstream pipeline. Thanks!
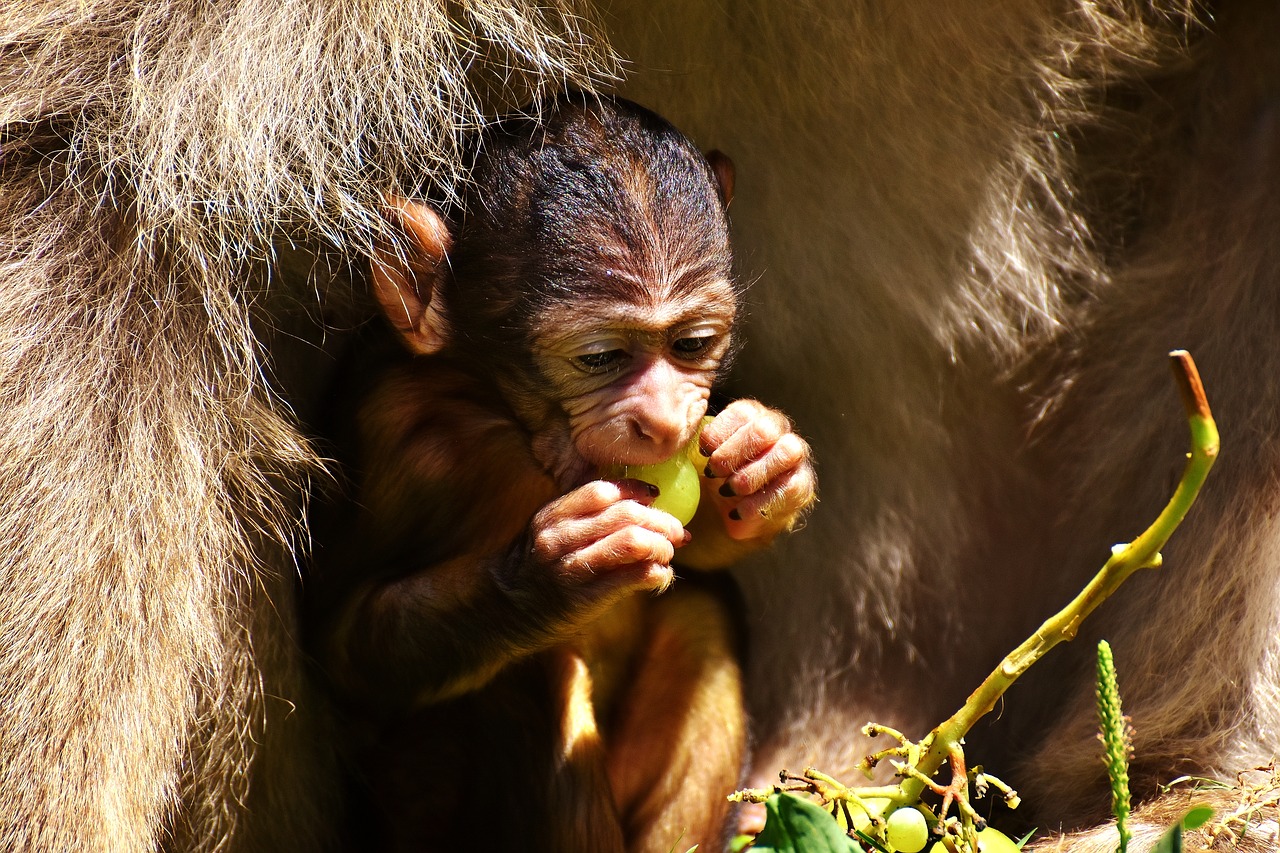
2;0;1279;852
0;2;614;851
611;1;1280;850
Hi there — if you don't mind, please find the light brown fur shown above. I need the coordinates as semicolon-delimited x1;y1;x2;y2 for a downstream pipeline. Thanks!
0;2;609;851
611;0;1280;846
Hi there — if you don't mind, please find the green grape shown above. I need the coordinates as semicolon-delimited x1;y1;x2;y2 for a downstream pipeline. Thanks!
846;798;891;833
926;826;1020;853
603;417;713;526
617;452;701;524
885;807;930;853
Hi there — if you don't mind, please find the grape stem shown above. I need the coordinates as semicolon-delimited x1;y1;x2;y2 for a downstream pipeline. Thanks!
908;351;1217;787
732;351;1220;847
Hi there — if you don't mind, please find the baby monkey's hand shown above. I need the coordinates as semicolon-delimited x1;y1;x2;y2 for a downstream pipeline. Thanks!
525;479;687;603
699;399;816;542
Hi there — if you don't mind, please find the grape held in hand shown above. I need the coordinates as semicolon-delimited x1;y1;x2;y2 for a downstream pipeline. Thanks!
604;417;711;526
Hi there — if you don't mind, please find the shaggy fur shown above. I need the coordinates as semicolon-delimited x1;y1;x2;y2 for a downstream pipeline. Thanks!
0;2;609;851
612;0;1280;846
3;0;1280;850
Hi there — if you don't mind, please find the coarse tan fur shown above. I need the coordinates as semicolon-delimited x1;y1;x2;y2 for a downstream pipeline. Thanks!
0;2;611;851
2;0;1280;851
611;0;1280;848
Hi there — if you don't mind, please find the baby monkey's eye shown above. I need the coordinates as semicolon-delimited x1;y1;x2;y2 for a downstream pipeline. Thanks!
672;336;715;358
574;350;626;373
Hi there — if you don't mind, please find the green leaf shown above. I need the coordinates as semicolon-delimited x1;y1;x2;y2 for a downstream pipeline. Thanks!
1153;806;1214;853
1180;806;1213;831
751;793;853;853
1152;823;1182;853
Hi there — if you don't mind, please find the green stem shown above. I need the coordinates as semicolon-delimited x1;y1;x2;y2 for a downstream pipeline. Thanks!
900;350;1219;799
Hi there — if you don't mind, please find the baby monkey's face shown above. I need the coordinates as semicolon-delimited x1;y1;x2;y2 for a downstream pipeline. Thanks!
519;288;736;481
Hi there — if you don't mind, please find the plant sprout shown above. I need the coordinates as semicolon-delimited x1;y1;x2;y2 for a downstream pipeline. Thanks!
733;351;1219;853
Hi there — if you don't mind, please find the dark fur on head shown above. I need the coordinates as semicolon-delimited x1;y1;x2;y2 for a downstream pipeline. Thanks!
437;93;737;375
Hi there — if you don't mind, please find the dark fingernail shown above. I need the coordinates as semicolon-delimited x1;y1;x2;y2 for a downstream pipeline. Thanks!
728;508;741;521
623;478;659;498
704;464;717;478
682;529;693;545
718;481;737;498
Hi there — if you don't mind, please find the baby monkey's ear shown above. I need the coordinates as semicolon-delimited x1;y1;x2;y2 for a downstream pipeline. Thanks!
705;150;735;208
372;194;452;355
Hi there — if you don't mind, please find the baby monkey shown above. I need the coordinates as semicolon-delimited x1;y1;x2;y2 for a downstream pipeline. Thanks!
307;93;816;852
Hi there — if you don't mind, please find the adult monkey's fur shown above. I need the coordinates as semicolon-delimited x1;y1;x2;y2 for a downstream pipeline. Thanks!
0;2;612;850
2;1;1279;852
613;1;1280;849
